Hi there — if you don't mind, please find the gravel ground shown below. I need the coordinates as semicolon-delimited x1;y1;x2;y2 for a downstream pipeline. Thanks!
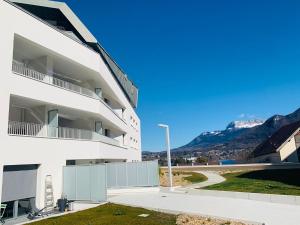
176;214;248;225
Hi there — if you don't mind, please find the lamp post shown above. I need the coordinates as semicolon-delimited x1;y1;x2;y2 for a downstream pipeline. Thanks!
158;124;173;191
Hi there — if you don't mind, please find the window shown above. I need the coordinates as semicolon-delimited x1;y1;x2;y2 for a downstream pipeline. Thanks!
104;129;110;137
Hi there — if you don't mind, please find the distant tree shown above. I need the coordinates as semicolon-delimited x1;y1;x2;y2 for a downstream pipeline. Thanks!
196;156;208;164
173;157;187;165
158;159;167;166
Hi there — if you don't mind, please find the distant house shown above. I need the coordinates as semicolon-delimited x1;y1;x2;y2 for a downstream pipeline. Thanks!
219;159;236;165
252;121;300;163
183;157;197;162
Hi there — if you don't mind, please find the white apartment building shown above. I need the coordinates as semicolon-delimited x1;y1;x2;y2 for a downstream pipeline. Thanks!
0;0;141;219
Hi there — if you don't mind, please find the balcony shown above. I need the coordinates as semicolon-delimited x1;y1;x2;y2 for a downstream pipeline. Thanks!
12;60;126;123
12;60;100;99
8;121;120;147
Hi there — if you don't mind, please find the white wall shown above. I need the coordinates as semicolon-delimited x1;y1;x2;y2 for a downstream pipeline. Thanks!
279;137;298;162
0;0;141;208
9;0;141;152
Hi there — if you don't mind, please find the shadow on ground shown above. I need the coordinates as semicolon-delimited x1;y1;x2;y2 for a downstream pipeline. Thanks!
237;169;300;186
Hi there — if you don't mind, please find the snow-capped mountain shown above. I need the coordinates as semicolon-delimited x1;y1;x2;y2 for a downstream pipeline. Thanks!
201;131;222;136
171;108;300;157
226;120;264;130
179;120;263;149
143;108;300;162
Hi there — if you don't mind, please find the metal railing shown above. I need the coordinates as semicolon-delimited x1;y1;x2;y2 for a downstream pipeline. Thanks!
12;60;126;123
12;60;99;99
52;77;99;99
12;60;47;81
8;121;120;146
8;121;46;137
58;126;119;146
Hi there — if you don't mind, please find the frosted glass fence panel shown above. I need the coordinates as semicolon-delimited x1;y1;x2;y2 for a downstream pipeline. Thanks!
63;161;159;202
76;166;90;201
106;161;159;188
106;164;117;187
136;162;148;186
127;163;138;186
90;165;107;201
148;161;160;186
116;163;127;186
63;165;106;202
63;167;76;200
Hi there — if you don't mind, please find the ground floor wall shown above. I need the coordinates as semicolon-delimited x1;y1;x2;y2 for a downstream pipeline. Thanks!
0;135;141;209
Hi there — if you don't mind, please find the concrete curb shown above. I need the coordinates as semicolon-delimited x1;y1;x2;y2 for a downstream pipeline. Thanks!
107;187;160;195
185;189;300;206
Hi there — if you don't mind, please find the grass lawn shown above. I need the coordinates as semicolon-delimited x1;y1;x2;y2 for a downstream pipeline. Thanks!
178;171;208;183
205;169;300;196
28;203;177;225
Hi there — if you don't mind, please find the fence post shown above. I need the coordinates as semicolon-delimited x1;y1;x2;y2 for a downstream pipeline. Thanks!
75;166;77;200
146;161;150;186
126;162;128;187
136;162;139;186
115;164;118;187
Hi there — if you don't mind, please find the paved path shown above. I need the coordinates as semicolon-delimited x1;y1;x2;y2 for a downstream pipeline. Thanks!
109;191;300;225
187;171;225;189
170;171;225;193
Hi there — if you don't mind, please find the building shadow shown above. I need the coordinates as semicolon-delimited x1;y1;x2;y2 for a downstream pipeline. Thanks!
237;169;300;186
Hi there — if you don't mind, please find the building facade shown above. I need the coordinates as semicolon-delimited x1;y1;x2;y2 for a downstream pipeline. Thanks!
0;0;141;218
251;121;300;163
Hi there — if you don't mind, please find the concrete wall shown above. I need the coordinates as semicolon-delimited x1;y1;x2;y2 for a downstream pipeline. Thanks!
163;163;300;172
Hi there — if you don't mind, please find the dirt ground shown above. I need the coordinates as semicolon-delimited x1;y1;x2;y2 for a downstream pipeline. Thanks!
176;214;248;225
160;173;190;186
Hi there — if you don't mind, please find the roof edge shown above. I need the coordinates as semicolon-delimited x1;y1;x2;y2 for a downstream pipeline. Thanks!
10;0;97;43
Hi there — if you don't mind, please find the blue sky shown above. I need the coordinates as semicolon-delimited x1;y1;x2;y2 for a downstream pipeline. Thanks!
66;0;300;151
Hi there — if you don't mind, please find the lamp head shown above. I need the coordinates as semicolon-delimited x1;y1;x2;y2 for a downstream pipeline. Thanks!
158;124;168;128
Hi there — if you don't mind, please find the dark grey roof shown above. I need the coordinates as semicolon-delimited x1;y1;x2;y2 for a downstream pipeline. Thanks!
93;44;138;108
252;121;300;158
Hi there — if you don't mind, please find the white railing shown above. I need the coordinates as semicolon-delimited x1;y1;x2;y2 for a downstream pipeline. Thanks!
12;60;99;99
58;126;93;140
52;77;99;99
12;60;126;123
8;121;120;146
8;121;46;137
58;126;119;146
12;60;47;81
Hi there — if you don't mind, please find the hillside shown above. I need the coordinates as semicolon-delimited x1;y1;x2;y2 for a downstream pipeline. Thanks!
171;108;300;160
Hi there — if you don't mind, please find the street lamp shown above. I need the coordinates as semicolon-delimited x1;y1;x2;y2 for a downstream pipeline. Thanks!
158;123;173;191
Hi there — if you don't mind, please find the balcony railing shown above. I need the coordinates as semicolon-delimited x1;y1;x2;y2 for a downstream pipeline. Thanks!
8;121;46;137
12;60;100;99
57;126;119;146
12;60;126;123
8;121;120;146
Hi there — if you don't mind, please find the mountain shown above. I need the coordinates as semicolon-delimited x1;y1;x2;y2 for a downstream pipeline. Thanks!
175;119;263;151
226;119;264;130
172;108;300;160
